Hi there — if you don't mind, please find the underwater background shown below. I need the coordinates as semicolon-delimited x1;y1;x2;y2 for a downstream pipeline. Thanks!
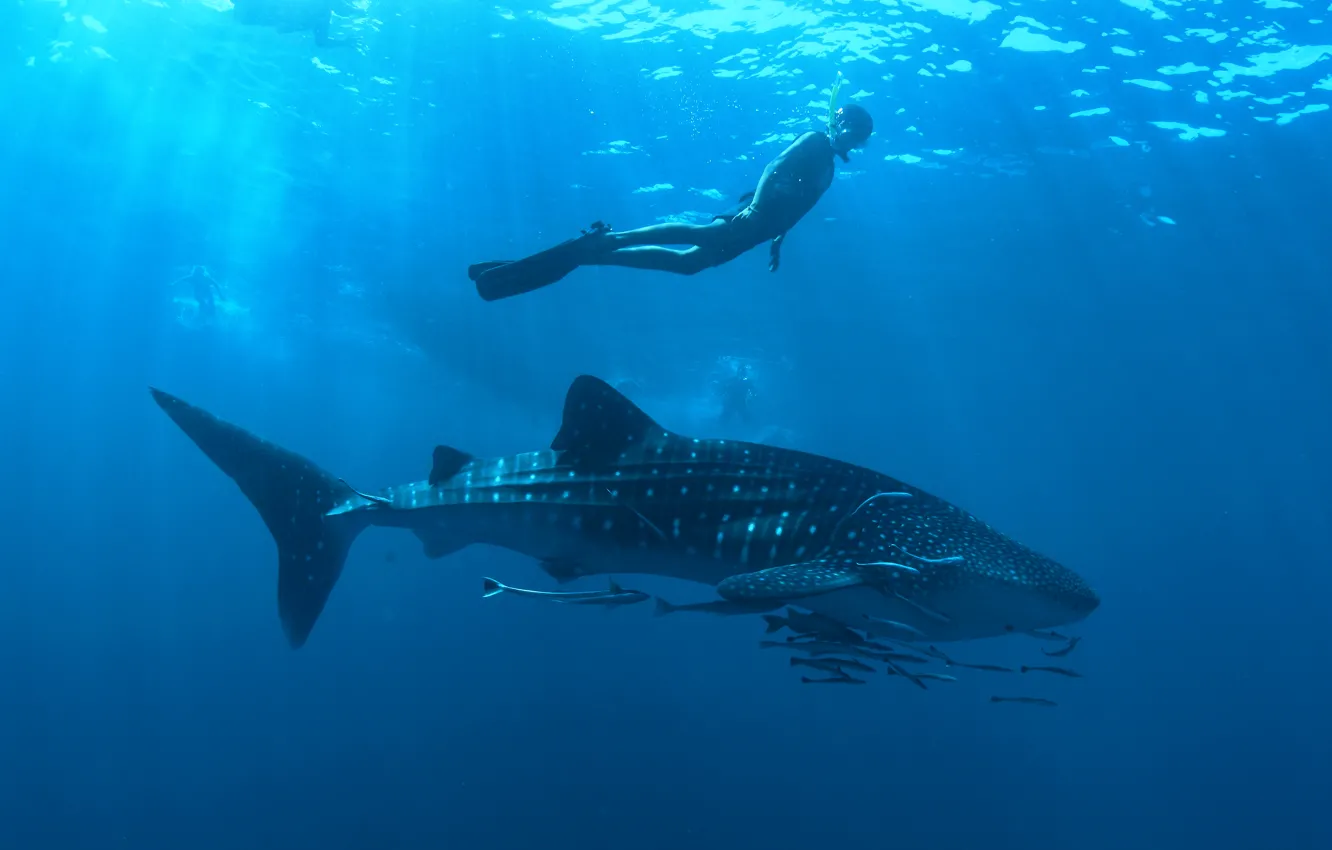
3;1;1331;848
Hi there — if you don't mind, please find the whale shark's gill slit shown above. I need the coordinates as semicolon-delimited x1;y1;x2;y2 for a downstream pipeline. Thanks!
338;479;393;507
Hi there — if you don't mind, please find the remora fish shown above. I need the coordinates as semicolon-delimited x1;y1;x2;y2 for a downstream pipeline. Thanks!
149;375;1100;648
764;608;865;644
801;674;866;685
1042;636;1082;657
790;656;875;675
1020;664;1082;678
653;597;780;617
483;577;647;606
759;640;891;661
931;647;1015;673
1026;629;1071;642
861;613;926;639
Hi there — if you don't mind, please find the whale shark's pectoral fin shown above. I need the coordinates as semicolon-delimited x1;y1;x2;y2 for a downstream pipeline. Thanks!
718;561;866;602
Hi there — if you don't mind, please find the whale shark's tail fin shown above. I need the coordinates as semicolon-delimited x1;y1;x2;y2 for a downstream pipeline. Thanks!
150;388;365;649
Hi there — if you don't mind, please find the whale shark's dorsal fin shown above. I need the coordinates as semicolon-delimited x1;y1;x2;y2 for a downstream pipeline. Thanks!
551;375;673;467
430;445;473;486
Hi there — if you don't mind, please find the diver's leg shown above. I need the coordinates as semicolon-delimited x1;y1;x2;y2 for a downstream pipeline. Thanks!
583;245;720;276
605;220;730;249
580;219;742;275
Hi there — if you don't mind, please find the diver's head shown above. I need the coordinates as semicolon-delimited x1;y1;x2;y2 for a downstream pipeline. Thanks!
830;104;873;161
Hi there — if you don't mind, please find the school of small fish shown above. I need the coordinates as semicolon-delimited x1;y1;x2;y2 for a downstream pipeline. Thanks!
485;579;1084;707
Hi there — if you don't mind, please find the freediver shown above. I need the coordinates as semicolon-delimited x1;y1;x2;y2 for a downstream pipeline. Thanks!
717;363;757;425
468;97;874;302
231;0;354;47
174;265;222;320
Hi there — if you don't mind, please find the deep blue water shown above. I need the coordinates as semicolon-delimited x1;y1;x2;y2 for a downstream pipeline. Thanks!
3;2;1331;848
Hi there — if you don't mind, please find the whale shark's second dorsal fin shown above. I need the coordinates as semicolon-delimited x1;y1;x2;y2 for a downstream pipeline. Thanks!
551;375;673;467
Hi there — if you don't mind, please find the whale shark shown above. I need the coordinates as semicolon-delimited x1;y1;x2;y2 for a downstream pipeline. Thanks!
149;375;1099;649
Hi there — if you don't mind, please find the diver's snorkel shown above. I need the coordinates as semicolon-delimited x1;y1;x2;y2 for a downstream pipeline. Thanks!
826;72;851;163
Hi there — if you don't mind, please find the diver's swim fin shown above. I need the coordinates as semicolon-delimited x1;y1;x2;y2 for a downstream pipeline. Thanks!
467;261;512;281
472;222;611;302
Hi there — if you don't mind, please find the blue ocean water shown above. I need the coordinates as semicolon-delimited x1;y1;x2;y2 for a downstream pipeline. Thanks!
3;1;1331;848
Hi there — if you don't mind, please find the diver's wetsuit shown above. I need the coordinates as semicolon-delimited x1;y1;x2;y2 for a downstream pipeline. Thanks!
177;266;220;319
232;0;341;46
586;131;838;276
469;129;848;301
718;375;756;425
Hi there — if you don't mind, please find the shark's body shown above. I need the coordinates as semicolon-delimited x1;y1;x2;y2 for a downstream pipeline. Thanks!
150;375;1099;648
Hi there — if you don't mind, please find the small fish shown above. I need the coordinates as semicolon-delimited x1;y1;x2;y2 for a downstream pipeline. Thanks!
883;658;929;690
764;639;893;660
861;614;927;639
765;609;866;644
800;674;867;685
654;597;779;617
1020;665;1083;678
911;672;958;683
893;592;952;623
990;696;1058;707
872;651;931;665
790;656;875;674
1042;636;1082;657
930;646;1014;672
951;662;1016;673
922;644;952;661
482;577;648;606
1026;629;1070;642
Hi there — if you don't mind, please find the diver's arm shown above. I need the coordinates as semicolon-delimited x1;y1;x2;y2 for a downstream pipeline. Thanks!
768;233;785;273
